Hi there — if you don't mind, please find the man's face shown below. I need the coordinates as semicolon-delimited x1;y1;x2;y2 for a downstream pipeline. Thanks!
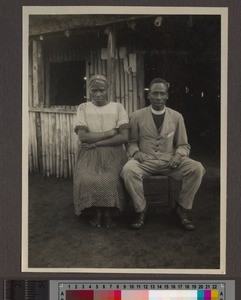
148;82;168;111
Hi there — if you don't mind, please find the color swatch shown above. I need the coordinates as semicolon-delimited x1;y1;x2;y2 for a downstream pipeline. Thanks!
66;289;219;300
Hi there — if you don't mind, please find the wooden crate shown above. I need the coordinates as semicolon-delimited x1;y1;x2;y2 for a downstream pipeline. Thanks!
143;175;180;208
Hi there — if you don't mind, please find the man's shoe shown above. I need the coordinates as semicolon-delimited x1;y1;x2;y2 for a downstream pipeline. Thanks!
130;207;147;229
175;205;195;231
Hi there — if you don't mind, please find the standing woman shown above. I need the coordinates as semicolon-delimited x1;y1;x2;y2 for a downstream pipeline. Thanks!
73;75;129;228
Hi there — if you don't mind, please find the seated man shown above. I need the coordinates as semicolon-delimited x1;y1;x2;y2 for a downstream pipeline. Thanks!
121;78;205;231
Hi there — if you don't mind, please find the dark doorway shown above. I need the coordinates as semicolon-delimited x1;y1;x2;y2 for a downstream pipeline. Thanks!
49;61;86;106
142;15;221;156
144;50;220;156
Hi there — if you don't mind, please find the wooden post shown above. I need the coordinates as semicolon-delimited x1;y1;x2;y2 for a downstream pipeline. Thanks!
28;112;34;173
32;40;45;175
49;113;53;176
33;40;44;107
51;113;56;176
31;112;38;172
29;112;38;173
45;56;50;107
101;59;107;76
35;112;43;173
56;113;60;178
73;113;79;167
129;53;138;112
44;113;50;177
106;27;116;102
70;114;75;174
124;70;129;116
40;112;46;175
67;113;72;178
29;112;33;170
60;114;64;177
98;49;101;75
133;72;138;112
90;50;94;76
29;42;33;108
32;40;39;107
28;126;33;173
128;71;133;114
63;114;68;178
86;56;90;102
120;59;125;108
137;52;146;109
115;50;121;103
94;49;98;75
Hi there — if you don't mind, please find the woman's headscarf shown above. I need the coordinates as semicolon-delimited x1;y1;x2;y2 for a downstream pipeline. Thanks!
88;75;109;89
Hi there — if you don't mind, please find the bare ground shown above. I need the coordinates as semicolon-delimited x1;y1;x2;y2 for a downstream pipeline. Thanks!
28;160;220;271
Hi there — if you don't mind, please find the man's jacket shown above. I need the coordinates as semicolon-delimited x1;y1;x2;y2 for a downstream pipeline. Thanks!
127;106;191;161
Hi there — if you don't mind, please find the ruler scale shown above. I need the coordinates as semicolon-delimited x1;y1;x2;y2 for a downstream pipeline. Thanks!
2;280;232;300
56;281;226;300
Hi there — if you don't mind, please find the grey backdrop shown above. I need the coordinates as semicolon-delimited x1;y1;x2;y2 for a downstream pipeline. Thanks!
0;0;241;298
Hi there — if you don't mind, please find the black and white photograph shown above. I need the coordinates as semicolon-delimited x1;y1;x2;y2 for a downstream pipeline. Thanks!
22;6;227;273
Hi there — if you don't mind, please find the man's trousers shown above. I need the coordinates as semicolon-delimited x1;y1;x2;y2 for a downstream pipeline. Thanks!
121;157;205;213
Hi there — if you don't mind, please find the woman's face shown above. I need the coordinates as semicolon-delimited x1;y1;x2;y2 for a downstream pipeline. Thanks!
89;83;108;106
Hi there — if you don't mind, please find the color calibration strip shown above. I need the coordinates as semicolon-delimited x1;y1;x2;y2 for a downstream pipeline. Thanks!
65;289;219;300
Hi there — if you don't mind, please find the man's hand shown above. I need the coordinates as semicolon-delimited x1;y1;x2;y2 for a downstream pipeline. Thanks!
168;153;182;169
133;151;150;164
